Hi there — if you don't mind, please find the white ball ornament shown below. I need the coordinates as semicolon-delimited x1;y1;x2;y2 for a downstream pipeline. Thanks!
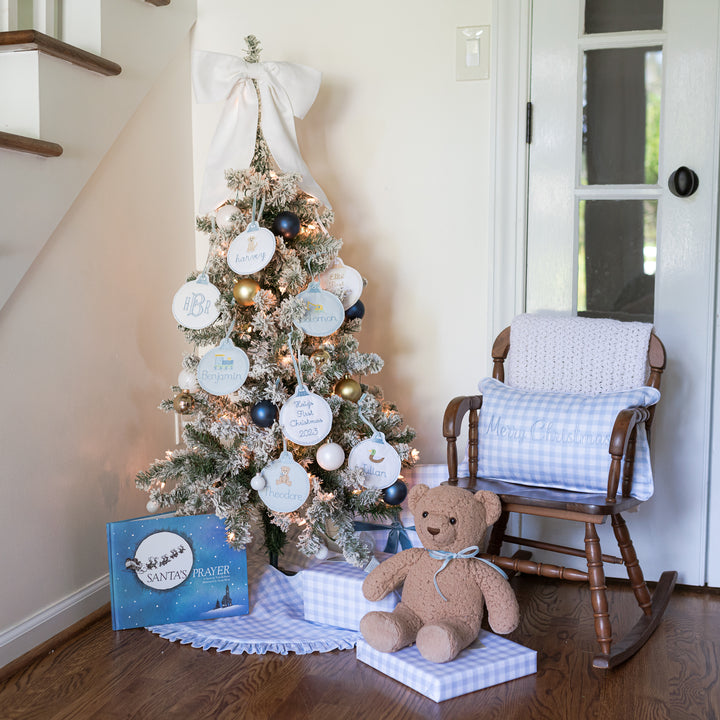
215;204;238;229
316;442;346;471
250;473;266;491
146;499;160;513
178;369;199;392
315;543;330;561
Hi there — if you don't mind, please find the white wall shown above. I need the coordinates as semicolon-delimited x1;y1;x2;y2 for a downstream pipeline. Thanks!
192;0;495;464
0;38;195;667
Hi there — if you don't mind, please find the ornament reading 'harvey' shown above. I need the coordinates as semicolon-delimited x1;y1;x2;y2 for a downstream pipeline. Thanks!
227;196;275;275
172;273;221;330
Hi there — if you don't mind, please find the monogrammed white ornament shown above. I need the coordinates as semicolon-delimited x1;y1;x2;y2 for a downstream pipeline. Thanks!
172;273;221;330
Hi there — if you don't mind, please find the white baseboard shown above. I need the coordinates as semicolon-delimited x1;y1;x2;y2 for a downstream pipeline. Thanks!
0;574;110;670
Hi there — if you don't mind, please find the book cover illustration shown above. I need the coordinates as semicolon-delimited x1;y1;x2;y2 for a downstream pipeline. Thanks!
107;513;249;630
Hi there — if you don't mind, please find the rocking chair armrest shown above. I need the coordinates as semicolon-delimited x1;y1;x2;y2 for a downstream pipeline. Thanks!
606;406;652;502
443;395;483;481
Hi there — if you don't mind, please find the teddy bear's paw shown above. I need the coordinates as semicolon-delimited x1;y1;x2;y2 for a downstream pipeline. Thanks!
416;623;465;664
359;611;411;653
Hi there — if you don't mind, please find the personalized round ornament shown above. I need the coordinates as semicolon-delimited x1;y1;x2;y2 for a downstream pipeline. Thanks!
279;387;333;446
256;450;311;513
172;273;221;330
294;281;345;337
318;258;364;310
196;338;250;396
227;219;276;275
348;431;402;490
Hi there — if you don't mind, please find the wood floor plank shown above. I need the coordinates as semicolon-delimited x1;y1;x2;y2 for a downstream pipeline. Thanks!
1;576;719;719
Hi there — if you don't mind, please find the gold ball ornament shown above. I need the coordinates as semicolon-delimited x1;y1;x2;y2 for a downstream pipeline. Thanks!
233;278;261;306
311;349;331;367
173;391;195;414
334;377;362;402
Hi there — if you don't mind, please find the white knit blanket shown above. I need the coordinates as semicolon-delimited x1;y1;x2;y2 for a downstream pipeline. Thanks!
506;314;653;394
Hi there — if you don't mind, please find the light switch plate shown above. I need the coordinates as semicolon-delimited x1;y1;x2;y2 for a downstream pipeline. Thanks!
456;25;490;81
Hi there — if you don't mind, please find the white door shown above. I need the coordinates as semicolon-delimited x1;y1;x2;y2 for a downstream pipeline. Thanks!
523;0;720;585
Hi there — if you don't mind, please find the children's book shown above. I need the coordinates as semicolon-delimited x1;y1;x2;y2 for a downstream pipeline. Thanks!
107;512;249;630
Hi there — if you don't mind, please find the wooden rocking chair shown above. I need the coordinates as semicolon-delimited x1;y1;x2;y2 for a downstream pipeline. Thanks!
443;317;677;669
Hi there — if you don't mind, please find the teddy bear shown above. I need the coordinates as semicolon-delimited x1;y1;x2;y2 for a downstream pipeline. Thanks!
359;483;519;663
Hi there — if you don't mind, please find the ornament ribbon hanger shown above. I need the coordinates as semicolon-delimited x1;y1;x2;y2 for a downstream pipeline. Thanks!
287;334;307;393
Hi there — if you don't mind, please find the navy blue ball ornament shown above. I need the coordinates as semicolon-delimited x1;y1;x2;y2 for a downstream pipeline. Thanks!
382;479;407;506
251;400;278;428
271;211;301;240
345;299;365;321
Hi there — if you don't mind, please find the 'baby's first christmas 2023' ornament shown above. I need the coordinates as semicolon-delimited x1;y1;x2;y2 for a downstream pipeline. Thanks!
279;335;332;446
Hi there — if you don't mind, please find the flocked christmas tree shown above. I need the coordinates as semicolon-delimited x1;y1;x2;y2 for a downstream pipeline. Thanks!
136;36;416;567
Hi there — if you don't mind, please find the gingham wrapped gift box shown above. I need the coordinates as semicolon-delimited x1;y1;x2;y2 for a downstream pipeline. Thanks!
357;631;537;702
301;560;399;630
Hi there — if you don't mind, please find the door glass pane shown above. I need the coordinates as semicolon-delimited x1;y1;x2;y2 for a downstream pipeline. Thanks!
585;0;663;34
582;48;662;185
577;200;657;321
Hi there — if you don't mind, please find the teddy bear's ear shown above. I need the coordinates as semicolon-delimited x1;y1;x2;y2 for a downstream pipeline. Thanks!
407;484;430;513
475;490;502;526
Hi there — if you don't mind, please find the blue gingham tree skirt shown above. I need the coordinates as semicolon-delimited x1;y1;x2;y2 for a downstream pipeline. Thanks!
147;546;361;655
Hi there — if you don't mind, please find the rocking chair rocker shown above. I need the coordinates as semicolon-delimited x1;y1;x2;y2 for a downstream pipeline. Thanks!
443;314;677;669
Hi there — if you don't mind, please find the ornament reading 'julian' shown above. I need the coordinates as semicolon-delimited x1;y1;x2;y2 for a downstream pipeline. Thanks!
271;211;301;240
250;399;278;428
173;391;195;415
334;376;362;402
233;278;261;306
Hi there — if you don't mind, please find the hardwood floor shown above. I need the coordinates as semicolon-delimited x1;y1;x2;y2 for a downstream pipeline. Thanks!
2;576;719;720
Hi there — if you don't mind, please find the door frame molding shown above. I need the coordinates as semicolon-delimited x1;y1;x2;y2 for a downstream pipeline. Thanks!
489;0;532;337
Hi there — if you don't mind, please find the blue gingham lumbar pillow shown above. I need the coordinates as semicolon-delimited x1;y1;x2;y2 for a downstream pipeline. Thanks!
477;378;661;500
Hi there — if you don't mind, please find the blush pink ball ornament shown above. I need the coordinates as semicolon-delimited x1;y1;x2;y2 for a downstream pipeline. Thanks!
215;204;238;229
316;442;345;471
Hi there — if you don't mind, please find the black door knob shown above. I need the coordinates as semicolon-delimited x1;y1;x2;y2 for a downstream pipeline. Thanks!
668;166;699;197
